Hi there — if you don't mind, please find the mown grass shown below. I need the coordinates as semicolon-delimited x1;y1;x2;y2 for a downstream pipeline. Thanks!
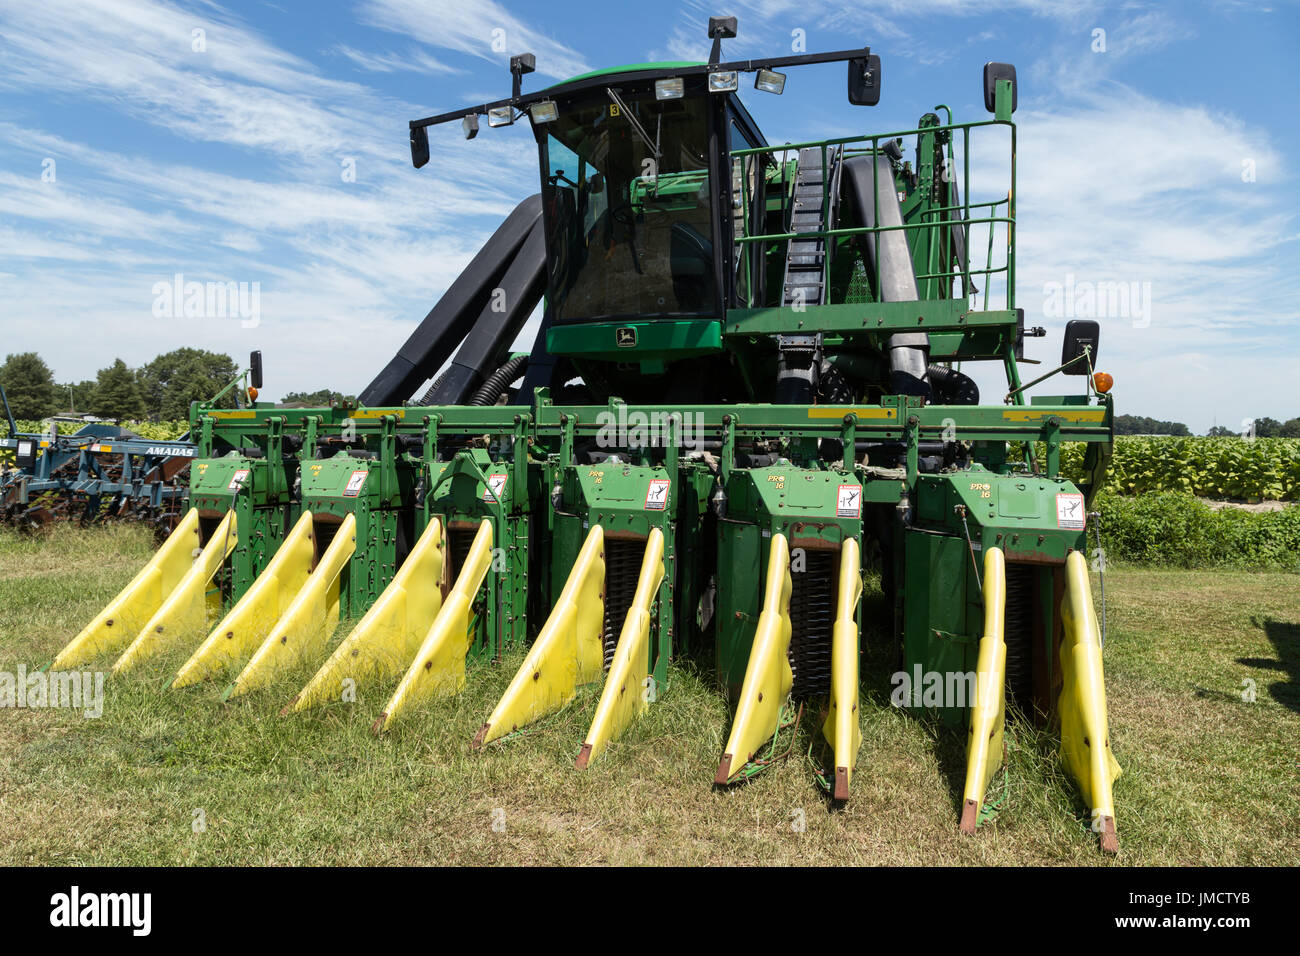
1;524;1296;866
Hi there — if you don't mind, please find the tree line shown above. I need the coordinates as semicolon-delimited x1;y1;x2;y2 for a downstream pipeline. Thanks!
0;350;241;421
0;350;356;421
1108;415;1300;438
1207;418;1300;438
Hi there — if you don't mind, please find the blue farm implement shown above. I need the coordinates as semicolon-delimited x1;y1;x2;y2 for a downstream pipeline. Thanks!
1;389;194;533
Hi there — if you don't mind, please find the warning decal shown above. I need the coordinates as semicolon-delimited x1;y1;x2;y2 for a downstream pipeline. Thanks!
483;473;508;502
1056;492;1085;530
343;470;368;497
645;478;670;510
836;484;862;518
228;468;251;491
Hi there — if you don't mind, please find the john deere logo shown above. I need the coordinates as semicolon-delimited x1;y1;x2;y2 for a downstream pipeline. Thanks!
616;327;637;348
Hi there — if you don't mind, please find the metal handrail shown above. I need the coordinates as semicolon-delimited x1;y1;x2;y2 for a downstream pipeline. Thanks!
729;114;1016;309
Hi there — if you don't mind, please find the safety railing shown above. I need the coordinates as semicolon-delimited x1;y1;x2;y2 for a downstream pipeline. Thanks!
730;110;1016;311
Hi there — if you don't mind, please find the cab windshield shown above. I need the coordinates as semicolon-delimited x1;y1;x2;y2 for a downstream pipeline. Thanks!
540;89;716;322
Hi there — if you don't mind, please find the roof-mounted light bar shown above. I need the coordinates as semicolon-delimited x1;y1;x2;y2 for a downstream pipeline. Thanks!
407;20;879;167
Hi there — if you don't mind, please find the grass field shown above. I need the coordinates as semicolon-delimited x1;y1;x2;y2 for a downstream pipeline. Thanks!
1;523;1296;866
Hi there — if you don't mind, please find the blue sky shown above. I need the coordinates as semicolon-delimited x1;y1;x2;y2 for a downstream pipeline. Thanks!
0;0;1295;431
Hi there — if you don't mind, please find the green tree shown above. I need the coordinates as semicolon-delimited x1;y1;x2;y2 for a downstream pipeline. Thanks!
1114;414;1190;436
1252;417;1283;438
90;359;147;419
280;389;354;406
1206;425;1239;437
1278;418;1300;439
138;348;238;420
58;380;97;413
0;352;59;419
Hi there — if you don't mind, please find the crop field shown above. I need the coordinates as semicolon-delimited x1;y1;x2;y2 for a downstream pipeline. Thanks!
1061;437;1300;501
1;524;1296;866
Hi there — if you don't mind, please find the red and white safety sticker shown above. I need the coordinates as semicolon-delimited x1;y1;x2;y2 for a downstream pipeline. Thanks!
645;478;671;510
343;470;368;497
228;468;251;491
1056;492;1085;530
836;484;862;518
483;473;508;502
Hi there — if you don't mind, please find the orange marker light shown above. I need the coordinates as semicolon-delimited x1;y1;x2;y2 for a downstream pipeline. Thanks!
1092;372;1113;394
247;386;259;402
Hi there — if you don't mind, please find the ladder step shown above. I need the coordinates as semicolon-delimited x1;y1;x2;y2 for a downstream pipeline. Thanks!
781;145;842;310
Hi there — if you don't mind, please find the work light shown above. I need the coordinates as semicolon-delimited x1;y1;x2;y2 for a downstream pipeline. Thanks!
655;77;685;100
754;69;786;94
707;70;738;93
528;100;559;123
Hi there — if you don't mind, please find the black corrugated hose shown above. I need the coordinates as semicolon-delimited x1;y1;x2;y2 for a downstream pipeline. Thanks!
468;354;529;406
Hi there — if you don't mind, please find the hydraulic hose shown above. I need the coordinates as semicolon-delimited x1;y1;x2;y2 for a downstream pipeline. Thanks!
926;364;979;405
469;354;529;406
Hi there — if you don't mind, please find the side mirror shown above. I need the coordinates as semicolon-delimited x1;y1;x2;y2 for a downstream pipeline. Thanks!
982;62;1017;114
708;16;737;39
1061;319;1099;374
848;55;882;106
510;52;536;97
589;173;605;194
410;125;430;168
249;350;264;390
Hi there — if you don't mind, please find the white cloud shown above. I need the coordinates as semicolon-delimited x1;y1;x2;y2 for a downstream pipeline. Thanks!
959;83;1298;431
648;0;1103;65
332;44;463;75
0;0;547;398
359;0;592;80
0;0;417;161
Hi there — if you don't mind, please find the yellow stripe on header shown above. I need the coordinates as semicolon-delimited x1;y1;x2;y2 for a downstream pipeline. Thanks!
807;407;897;420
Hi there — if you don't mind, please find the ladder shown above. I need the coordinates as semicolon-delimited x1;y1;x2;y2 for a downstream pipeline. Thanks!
781;145;844;309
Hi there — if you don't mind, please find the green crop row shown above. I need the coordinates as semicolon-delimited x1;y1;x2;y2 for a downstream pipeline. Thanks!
8;420;190;441
1038;436;1300;501
1091;492;1300;572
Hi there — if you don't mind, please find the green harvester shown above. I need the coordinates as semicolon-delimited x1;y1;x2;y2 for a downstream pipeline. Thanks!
55;16;1122;852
